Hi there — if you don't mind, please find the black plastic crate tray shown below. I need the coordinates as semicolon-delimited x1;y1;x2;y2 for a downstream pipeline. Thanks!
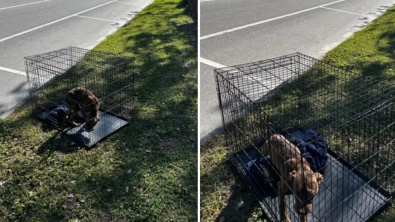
231;146;392;222
36;106;129;147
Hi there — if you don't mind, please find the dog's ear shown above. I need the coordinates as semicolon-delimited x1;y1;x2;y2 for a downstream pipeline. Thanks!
285;158;298;171
314;172;323;184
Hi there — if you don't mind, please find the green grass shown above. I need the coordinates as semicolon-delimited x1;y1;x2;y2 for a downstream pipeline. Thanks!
0;0;197;221
200;135;266;222
201;6;395;222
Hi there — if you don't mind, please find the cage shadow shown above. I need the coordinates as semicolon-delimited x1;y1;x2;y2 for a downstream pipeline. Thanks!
215;179;261;222
201;160;261;222
35;131;79;156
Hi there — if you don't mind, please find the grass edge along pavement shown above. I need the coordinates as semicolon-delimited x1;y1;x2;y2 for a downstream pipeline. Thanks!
0;0;197;221
201;6;395;222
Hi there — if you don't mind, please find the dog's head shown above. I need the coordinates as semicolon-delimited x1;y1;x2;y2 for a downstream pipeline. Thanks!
65;90;77;105
84;117;100;131
289;167;323;215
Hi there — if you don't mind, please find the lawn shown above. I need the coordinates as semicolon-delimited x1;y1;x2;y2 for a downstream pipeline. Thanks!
0;0;197;221
201;6;395;222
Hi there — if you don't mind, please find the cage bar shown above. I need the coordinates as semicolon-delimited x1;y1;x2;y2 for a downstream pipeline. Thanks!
25;47;134;147
215;53;394;222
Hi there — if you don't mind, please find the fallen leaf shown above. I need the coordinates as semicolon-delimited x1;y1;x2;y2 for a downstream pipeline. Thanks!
125;186;129;194
67;193;74;198
127;169;132;174
146;149;151;153
106;188;112;192
125;148;129;152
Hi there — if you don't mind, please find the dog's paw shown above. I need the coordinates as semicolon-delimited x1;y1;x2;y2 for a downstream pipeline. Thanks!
70;121;81;127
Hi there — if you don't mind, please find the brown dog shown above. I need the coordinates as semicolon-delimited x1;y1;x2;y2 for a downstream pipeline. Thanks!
261;134;323;222
64;87;100;131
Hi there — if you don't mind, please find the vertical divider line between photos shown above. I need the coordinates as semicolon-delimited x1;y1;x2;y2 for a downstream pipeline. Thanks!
197;0;201;219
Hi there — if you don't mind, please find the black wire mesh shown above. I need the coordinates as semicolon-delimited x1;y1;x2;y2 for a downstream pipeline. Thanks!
25;47;134;147
215;53;394;222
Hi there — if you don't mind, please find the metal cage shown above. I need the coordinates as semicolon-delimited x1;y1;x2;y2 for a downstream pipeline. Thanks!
215;53;395;222
25;47;134;147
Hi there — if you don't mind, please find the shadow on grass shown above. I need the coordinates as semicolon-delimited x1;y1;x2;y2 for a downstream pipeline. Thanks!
200;136;265;222
205;165;263;222
177;0;198;32
36;130;79;156
0;0;197;221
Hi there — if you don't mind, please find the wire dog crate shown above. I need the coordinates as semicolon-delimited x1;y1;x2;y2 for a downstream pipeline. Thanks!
215;53;395;222
25;47;134;147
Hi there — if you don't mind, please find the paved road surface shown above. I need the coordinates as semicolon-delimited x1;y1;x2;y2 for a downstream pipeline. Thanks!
0;0;153;117
200;0;395;144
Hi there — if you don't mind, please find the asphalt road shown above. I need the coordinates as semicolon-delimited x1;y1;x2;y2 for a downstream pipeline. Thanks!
200;0;395;144
0;0;153;117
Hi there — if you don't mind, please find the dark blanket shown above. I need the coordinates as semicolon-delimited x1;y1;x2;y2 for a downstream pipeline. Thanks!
45;105;85;127
285;129;329;174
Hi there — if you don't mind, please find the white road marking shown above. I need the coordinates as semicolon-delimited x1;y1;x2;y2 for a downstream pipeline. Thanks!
200;57;226;68
75;15;118;23
200;0;347;40
112;0;132;4
0;0;51;11
320;6;367;16
0;66;26;76
0;1;113;43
